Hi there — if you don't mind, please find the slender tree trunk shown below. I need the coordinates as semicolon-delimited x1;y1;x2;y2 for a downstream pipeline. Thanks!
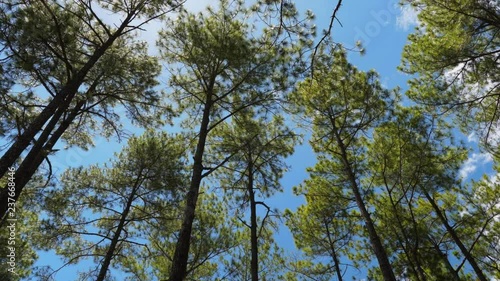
96;176;141;281
247;160;259;281
169;97;213;281
422;190;487;281
0;100;85;223
324;220;343;281
409;241;427;281
429;236;461;281
331;247;343;281
331;123;396;281
385;186;425;281
408;209;427;281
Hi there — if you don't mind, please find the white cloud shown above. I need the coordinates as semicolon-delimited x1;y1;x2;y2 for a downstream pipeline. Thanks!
459;152;493;179
467;132;479;143
443;63;466;85
396;5;419;31
442;61;500;147
184;0;217;13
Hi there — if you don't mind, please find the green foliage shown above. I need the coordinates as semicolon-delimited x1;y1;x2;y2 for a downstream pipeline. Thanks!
4;1;498;280
207;107;299;280
400;0;500;149
158;0;314;127
366;106;470;280
219;218;288;280
209;109;298;198
148;189;239;280
0;199;38;281
290;45;396;156
288;45;398;279
31;130;187;280
157;1;314;279
285;176;361;280
460;165;500;279
0;0;173;150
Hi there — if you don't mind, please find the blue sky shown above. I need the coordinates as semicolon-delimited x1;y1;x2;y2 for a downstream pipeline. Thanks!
32;0;495;280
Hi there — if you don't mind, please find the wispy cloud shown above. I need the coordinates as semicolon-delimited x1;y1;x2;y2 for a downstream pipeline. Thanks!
396;5;419;31
184;0;217;13
459;153;493;179
467;132;478;143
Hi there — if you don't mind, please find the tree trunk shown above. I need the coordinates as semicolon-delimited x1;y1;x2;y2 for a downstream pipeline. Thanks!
0;13;134;219
385;185;426;281
0;100;85;223
332;247;343;281
0;11;131;180
0;78;78;179
169;97;212;281
248;160;259;281
324;220;343;281
429;236;461;281
96;174;141;281
422;189;487;281
331;123;396;281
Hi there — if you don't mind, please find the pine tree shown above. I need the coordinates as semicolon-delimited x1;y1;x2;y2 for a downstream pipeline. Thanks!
32;131;186;280
0;0;181;221
290;45;397;281
157;1;313;279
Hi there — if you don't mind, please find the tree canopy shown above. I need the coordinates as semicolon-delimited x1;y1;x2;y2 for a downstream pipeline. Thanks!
0;1;498;281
